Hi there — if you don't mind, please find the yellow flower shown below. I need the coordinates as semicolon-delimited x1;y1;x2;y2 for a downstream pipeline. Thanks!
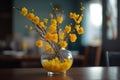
26;12;35;20
44;44;51;51
73;13;77;19
43;26;47;30
57;17;63;24
75;24;80;31
21;7;28;16
77;27;84;34
73;13;79;20
32;16;40;25
36;40;43;48
59;33;64;40
48;25;57;33
59;41;68;48
38;22;45;28
69;34;77;42
51;19;57;25
75;14;83;24
44;43;55;53
44;33;52;41
64;25;71;33
51;33;58;43
69;12;74;19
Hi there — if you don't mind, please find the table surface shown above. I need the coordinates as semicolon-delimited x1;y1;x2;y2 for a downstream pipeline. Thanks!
0;67;119;80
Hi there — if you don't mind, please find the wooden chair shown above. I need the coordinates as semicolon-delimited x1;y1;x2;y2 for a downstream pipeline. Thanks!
83;46;102;66
74;46;102;67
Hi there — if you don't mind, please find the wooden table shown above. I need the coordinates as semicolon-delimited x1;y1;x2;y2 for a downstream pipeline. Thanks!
0;67;119;80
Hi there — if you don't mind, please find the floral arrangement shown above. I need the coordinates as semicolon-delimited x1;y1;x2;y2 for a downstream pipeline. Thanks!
18;4;85;54
15;3;85;72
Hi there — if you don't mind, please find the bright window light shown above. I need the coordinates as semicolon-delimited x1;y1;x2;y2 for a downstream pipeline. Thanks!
90;3;102;27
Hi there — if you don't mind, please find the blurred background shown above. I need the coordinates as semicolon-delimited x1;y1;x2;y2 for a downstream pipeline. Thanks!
0;0;120;68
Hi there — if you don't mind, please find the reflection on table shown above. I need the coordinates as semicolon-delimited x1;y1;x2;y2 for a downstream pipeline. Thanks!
0;67;119;80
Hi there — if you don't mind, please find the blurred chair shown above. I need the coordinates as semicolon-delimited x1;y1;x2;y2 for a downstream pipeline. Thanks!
80;46;102;66
106;51;120;66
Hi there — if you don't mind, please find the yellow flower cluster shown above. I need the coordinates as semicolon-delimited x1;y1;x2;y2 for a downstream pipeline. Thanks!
20;5;85;54
21;7;28;16
42;57;72;72
69;34;77;42
36;40;43;48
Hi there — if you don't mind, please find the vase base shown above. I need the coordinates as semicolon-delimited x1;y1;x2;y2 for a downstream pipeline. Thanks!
47;71;66;76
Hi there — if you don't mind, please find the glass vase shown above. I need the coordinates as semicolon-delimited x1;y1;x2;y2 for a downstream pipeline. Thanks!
41;48;73;74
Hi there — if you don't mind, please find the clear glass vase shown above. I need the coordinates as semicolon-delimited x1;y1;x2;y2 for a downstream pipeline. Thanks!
41;48;73;74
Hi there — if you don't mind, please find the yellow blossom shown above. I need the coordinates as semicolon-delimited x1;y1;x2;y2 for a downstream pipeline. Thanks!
51;19;57;25
59;33;64;40
32;16;40;24
73;13;77;19
64;25;71;33
57;17;63;24
69;34;77;42
43;26;47;30
36;40;43;48
77;27;84;34
59;41;68;48
76;14;80;19
44;44;51;51
51;33;58;43
48;25;57;33
75;25;80;31
38;22;45;28
73;13;79;20
70;12;79;19
69;12;74;19
26;12;35;20
21;7;28;16
75;14;83;24
44;33;52;41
